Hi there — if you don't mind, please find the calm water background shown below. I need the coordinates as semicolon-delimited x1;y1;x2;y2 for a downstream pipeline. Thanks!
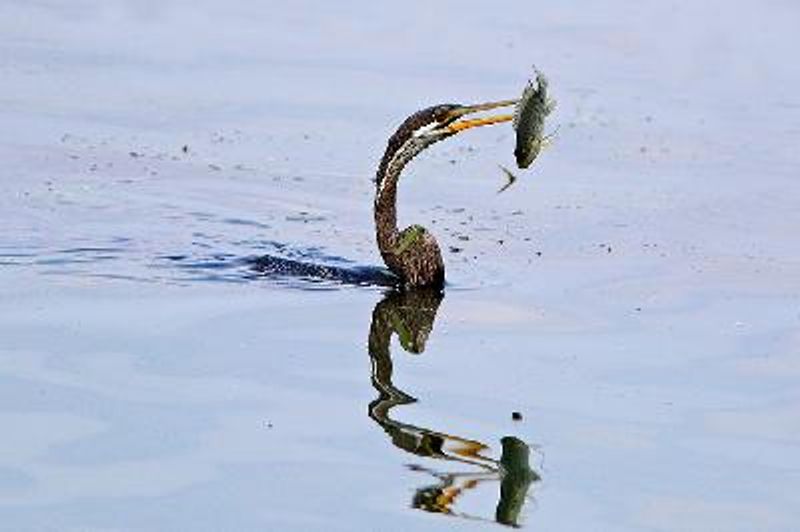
1;1;799;530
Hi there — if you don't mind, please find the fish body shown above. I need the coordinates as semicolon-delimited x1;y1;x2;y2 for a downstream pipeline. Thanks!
513;70;555;169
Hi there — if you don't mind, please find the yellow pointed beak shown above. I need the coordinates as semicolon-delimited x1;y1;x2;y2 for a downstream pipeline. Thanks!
444;99;517;134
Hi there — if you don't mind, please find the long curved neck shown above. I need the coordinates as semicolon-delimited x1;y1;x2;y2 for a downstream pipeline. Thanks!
374;106;458;262
374;131;447;259
374;164;400;255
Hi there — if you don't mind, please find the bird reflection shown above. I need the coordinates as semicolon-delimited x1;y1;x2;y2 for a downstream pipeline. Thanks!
367;289;540;526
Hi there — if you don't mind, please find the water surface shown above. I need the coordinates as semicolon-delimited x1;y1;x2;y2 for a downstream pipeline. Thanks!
1;1;799;530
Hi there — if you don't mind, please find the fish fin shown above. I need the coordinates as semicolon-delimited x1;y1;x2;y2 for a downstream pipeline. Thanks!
542;125;561;148
497;165;518;194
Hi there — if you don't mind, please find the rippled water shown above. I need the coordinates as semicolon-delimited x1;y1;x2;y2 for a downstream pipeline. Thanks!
2;1;799;530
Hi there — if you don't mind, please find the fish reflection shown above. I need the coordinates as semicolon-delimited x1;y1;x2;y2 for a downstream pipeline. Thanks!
367;289;540;526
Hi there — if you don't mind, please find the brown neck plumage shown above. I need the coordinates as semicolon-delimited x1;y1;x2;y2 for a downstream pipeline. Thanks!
373;105;456;259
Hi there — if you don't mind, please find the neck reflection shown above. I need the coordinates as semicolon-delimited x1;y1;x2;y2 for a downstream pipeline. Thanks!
367;288;540;527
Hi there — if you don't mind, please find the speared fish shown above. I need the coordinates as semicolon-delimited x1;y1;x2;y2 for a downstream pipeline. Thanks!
513;68;556;169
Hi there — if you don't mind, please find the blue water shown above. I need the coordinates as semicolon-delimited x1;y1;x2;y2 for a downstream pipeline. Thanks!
1;1;799;530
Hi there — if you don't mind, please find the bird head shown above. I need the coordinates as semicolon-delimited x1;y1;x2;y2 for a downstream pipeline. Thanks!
408;100;518;141
376;99;517;190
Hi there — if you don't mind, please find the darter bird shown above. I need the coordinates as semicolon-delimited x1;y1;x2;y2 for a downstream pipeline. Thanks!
374;100;518;288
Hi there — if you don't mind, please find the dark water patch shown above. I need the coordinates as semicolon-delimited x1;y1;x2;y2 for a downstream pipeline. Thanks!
275;244;357;266
0;243;45;262
36;256;117;266
34;246;126;266
0;252;38;266
57;246;125;255
220;239;359;266
0;252;39;259
150;253;256;284
6;234;391;289
188;211;216;221
68;272;162;284
285;212;327;223
0;240;142;278
159;254;188;262
221;217;271;229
